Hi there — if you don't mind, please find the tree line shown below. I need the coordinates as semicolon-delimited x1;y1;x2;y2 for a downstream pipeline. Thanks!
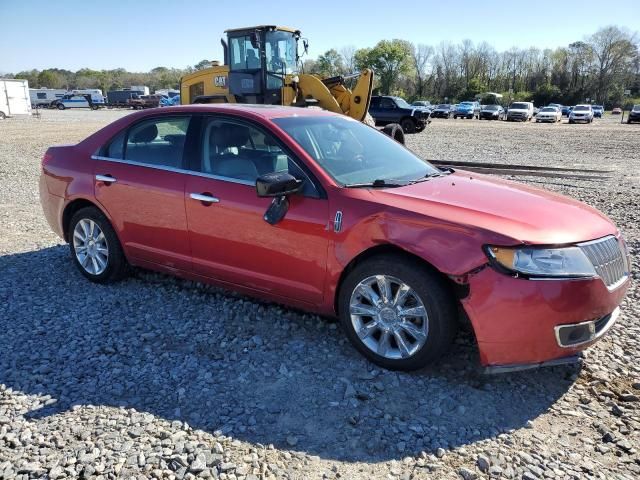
7;25;638;107
307;26;638;107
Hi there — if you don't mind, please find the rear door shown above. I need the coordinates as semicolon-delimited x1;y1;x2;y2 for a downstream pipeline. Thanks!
93;115;194;272
184;115;330;304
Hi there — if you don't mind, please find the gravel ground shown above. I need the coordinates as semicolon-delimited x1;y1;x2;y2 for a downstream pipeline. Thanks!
1;109;639;479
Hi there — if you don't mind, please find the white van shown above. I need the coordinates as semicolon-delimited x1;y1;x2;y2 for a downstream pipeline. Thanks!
506;101;534;122
0;79;32;119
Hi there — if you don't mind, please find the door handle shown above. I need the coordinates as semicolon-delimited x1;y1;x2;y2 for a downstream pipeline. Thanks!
190;192;220;204
95;174;116;184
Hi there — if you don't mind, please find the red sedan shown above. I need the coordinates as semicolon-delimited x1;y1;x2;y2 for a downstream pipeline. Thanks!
39;105;631;373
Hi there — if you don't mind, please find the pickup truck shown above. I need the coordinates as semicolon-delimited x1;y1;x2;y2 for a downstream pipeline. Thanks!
368;96;430;133
128;94;165;109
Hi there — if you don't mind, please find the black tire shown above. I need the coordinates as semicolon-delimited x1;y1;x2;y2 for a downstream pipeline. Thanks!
338;254;457;371
57;103;65;110
400;118;417;134
69;207;128;283
0;112;5;120
91;105;99;110
382;123;405;144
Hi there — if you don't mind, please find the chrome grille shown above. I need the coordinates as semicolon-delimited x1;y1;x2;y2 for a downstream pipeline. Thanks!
579;236;629;290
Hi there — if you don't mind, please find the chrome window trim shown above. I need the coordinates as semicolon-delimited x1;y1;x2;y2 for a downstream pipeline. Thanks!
91;155;255;187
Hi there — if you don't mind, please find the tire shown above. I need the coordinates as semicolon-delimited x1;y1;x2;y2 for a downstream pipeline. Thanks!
91;105;99;111
69;207;128;283
338;254;457;371
569;120;574;124
400;118;417;134
382;123;405;144
453;115;457;119
0;111;5;120
57;103;65;110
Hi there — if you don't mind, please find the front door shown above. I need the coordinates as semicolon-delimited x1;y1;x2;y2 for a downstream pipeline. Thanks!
185;116;329;304
93;115;193;271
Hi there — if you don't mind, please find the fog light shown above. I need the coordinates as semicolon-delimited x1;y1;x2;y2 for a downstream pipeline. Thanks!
555;321;596;347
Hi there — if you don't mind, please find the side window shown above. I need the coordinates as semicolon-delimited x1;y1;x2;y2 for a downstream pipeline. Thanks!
380;98;395;109
369;97;380;108
200;117;320;197
229;35;261;71
123;117;190;168
105;130;126;159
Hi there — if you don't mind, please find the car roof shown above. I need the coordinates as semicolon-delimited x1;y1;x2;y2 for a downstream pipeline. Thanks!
150;104;338;120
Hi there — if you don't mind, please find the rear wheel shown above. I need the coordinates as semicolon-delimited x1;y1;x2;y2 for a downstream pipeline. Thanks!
57;103;65;110
338;255;457;371
0;112;5;120
69;207;128;283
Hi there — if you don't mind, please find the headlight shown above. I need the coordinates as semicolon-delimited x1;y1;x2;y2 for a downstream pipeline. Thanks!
486;245;596;277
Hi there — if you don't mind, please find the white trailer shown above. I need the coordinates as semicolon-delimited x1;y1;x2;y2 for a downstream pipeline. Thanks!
0;79;32;119
30;88;67;107
130;85;149;95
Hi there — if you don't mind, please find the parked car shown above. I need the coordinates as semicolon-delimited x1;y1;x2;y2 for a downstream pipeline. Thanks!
453;101;480;119
592;105;604;118
128;94;166;109
430;104;453;119
627;104;640;123
561;106;573;117
411;100;431;109
506;102;535;121
369;96;430;133
39;104;630;372
569;104;594;124
612;107;622;115
548;103;563;112
535;106;562;123
479;104;505;120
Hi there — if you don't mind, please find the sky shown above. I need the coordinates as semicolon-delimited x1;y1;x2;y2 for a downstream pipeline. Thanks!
1;0;638;73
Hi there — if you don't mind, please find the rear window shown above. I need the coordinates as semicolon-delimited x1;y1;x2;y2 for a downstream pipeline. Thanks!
510;103;529;109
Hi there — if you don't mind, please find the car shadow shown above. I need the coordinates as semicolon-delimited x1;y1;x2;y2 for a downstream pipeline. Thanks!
0;246;578;462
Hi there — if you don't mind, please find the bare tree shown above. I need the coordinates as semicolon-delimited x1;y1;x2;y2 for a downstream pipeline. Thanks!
411;43;434;98
340;45;357;73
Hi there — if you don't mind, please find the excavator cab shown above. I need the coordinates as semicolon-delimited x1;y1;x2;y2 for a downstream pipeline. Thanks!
225;26;301;105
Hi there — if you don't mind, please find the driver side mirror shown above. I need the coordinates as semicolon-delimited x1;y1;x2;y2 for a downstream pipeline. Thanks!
256;172;303;225
256;171;302;197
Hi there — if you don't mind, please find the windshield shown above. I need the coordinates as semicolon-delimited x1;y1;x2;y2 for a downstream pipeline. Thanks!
394;97;412;108
633;105;640;112
510;102;529;109
484;105;500;110
437;104;450;109
593;105;603;109
265;31;297;74
540;107;556;112
574;106;589;111
272;116;440;185
459;102;473;107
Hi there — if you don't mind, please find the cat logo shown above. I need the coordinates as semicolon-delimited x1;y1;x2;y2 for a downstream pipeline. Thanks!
214;76;227;87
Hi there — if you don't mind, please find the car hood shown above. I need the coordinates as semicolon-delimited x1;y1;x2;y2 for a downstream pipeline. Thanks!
369;171;616;245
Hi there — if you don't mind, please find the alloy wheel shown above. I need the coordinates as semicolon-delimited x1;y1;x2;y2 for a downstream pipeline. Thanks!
349;275;429;360
73;219;109;275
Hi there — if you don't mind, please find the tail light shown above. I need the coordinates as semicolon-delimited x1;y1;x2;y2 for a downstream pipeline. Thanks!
42;150;53;167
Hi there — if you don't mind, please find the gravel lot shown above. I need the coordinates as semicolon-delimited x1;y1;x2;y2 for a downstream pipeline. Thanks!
1;109;639;479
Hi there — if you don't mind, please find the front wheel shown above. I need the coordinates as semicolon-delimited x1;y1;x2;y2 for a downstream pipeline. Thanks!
57;103;65;110
400;118;417;134
338;255;457;371
69;207;129;283
0;111;5;120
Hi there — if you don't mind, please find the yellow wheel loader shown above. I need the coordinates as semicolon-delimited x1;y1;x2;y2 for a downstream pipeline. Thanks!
180;25;405;143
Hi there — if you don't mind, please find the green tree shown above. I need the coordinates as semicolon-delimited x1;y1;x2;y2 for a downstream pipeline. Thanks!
315;49;345;77
364;40;413;95
37;70;65;89
193;59;212;70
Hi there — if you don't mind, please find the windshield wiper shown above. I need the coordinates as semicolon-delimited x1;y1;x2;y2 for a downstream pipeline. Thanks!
408;170;451;184
343;179;407;188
